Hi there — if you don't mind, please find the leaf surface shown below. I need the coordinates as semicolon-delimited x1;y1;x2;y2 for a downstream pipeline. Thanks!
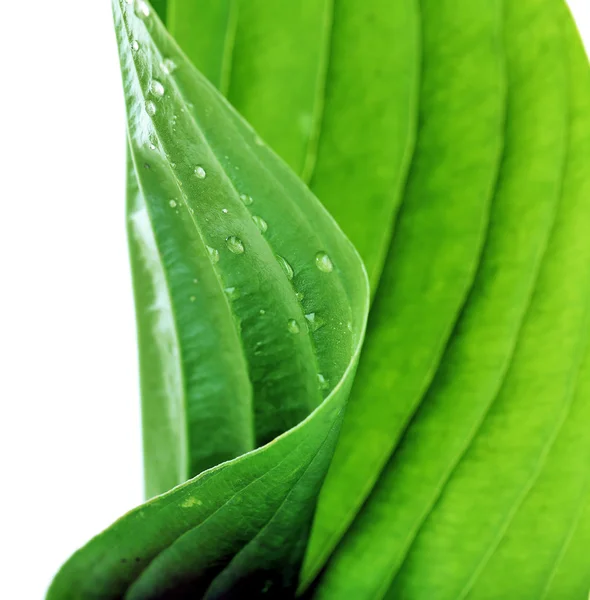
312;2;590;598
160;0;590;596
50;0;590;598
165;0;420;287
47;2;368;597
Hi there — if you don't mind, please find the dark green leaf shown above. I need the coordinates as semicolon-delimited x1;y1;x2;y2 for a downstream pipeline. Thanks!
46;2;369;597
164;0;419;287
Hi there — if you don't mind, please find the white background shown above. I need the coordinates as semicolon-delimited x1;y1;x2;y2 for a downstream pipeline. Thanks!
0;2;588;598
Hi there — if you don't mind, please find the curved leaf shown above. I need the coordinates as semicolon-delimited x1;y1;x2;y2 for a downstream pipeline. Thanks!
166;0;420;288
47;2;369;598
313;1;590;598
161;0;590;596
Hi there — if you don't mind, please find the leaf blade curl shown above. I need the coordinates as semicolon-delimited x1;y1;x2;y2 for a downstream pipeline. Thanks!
46;2;369;598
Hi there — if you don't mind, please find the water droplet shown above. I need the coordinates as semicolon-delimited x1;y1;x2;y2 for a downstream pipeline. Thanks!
151;80;165;98
305;312;325;332
189;296;196;302
131;40;139;52
149;143;156;151
161;58;177;74
207;246;219;263
193;278;198;284
347;321;353;332
143;163;151;170
276;255;293;280
135;0;150;18
169;200;177;208
239;193;253;206
287;319;300;334
226;236;244;254
194;166;206;179
259;309;266;315
222;208;229;214
296;292;304;302
252;215;268;233
170;162;176;168
317;374;329;390
315;251;334;273
254;135;264;147
224;287;240;300
145;100;156;116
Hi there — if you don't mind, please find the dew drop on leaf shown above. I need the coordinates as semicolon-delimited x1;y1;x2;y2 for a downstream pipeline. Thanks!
145;100;156;116
226;236;245;255
224;287;240;300
315;251;334;273
276;255;294;280
161;58;177;75
239;193;253;206
135;0;150;18
252;215;268;233
169;200;177;208
207;246;219;263
305;312;325;332
287;319;300;334
194;166;206;179
296;291;304;302
151;80;165;98
317;373;329;390
222;208;229;214
131;40;139;52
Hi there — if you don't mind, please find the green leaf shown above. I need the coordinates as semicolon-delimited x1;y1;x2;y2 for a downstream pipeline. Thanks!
149;0;167;20
311;2;590;599
165;0;419;287
160;0;590;596
167;0;238;94
47;2;369;598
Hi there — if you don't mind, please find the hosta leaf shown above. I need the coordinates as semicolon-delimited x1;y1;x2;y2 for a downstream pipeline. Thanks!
47;2;368;598
166;0;419;287
161;0;590;596
305;0;506;580
314;0;585;596
317;3;590;599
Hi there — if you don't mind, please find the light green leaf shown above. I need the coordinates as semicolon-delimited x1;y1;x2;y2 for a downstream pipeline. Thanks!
167;0;237;94
312;2;590;598
46;2;368;597
160;0;590;596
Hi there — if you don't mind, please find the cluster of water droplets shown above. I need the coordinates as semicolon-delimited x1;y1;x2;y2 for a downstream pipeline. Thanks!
124;0;339;394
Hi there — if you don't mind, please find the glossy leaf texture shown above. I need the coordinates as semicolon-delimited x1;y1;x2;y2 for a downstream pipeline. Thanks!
164;0;590;597
46;1;369;598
